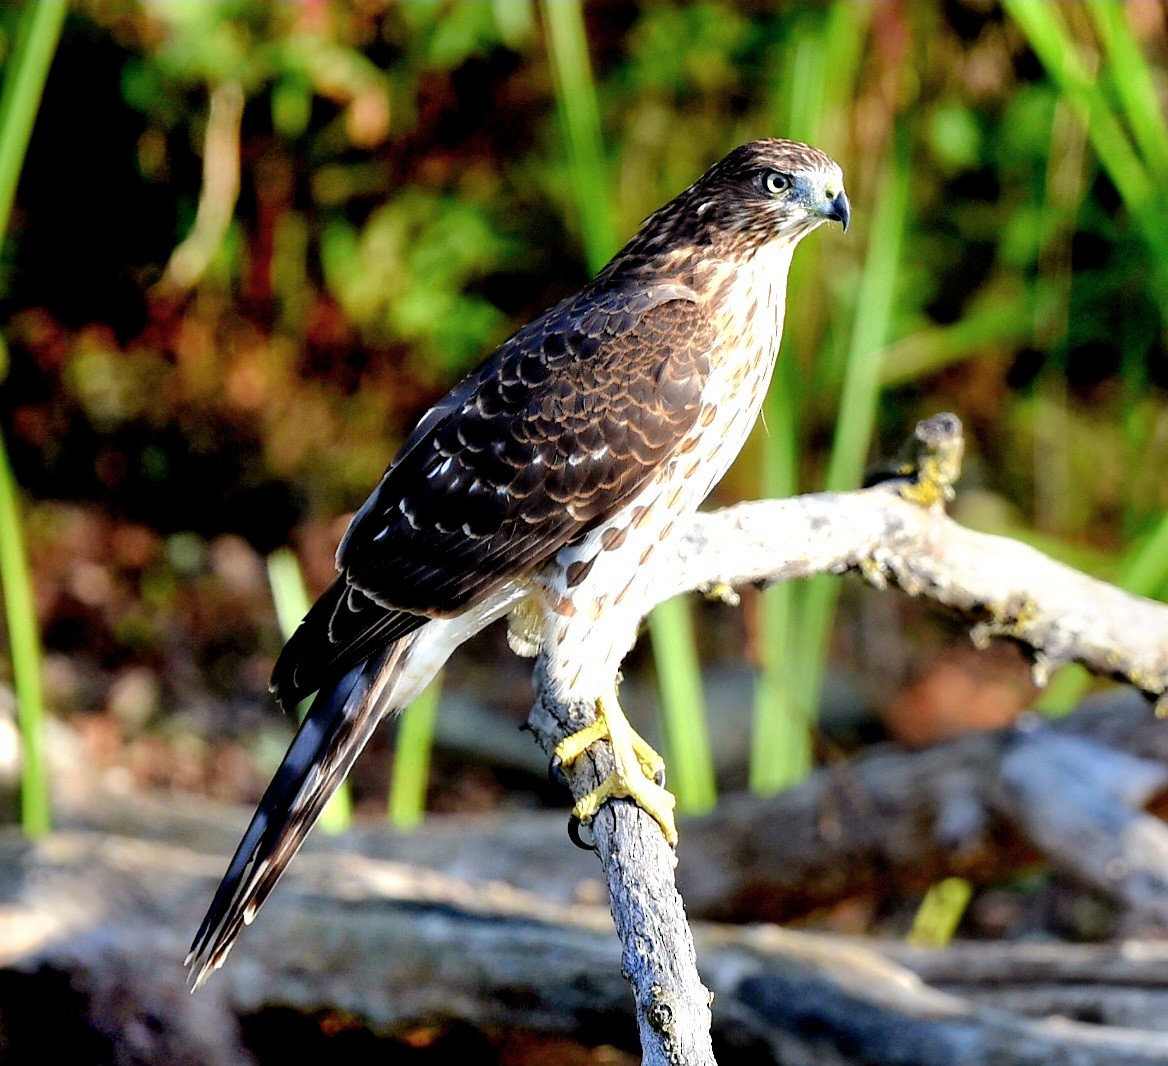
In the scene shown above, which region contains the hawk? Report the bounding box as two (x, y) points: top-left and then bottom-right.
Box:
(188, 139), (849, 986)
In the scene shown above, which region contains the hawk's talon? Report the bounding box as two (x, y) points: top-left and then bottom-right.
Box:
(567, 813), (597, 851)
(629, 732), (667, 786)
(554, 694), (678, 847)
(549, 754), (570, 789)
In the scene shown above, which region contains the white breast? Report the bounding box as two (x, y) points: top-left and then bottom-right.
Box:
(539, 237), (799, 635)
(680, 236), (798, 495)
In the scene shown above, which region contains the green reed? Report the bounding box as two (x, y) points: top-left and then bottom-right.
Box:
(0, 435), (48, 835)
(792, 131), (912, 757)
(265, 548), (352, 831)
(1006, 0), (1168, 712)
(1004, 0), (1168, 279)
(540, 0), (716, 814)
(750, 8), (840, 796)
(387, 674), (442, 828)
(752, 1), (887, 794)
(908, 877), (973, 948)
(0, 0), (68, 837)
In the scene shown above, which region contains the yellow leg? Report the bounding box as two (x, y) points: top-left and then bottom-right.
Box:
(554, 694), (677, 846)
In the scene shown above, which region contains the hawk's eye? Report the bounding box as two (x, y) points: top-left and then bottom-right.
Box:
(762, 169), (791, 195)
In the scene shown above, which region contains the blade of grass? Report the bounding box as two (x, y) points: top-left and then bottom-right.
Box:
(541, 0), (714, 813)
(0, 434), (48, 835)
(750, 368), (812, 793)
(1003, 0), (1168, 285)
(792, 132), (911, 725)
(539, 0), (619, 273)
(0, 1), (67, 235)
(1118, 514), (1168, 595)
(751, 23), (812, 795)
(266, 548), (312, 642)
(908, 877), (973, 948)
(388, 674), (442, 828)
(265, 548), (352, 831)
(0, 0), (68, 837)
(751, 2), (867, 795)
(879, 290), (1034, 387)
(647, 597), (716, 815)
(823, 137), (912, 493)
(1082, 3), (1168, 507)
(1085, 0), (1168, 185)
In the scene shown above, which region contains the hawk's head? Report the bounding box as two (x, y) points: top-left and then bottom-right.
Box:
(631, 139), (848, 262)
(689, 139), (848, 249)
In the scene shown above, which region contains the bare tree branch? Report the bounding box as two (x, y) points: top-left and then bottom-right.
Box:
(525, 672), (716, 1066)
(663, 416), (1168, 706)
(521, 413), (1168, 1065)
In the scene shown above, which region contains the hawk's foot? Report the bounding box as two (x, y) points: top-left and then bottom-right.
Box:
(553, 695), (677, 846)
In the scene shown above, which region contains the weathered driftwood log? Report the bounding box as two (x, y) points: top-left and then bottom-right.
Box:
(882, 939), (1168, 1034)
(66, 689), (1168, 936)
(681, 688), (1168, 928)
(6, 831), (1168, 1066)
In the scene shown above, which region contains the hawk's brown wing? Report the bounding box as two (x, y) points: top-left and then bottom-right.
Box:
(271, 280), (712, 708)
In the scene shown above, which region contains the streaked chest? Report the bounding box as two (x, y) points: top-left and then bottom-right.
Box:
(679, 238), (797, 489)
(544, 240), (798, 615)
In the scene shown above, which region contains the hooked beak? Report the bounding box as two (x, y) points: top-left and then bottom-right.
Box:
(819, 189), (850, 232)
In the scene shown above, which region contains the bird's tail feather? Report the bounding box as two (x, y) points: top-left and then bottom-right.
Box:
(186, 635), (414, 989)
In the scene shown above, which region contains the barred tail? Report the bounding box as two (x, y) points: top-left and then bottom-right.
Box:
(186, 635), (415, 989)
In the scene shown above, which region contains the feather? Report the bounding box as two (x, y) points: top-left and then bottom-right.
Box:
(187, 638), (412, 988)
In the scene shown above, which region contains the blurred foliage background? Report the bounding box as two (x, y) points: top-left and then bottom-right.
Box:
(2, 0), (1168, 837)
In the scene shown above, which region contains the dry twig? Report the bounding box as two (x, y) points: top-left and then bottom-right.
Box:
(156, 82), (244, 293)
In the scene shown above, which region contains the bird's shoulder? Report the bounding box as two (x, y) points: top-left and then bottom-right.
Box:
(407, 274), (708, 433)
